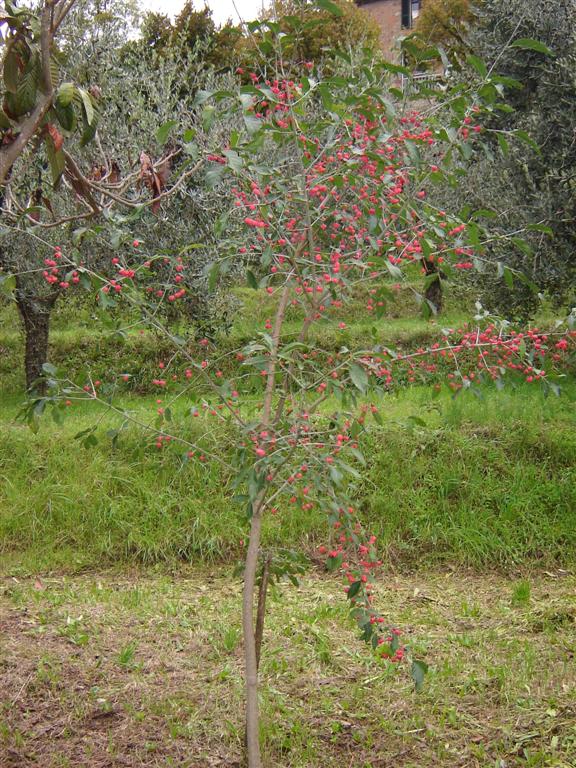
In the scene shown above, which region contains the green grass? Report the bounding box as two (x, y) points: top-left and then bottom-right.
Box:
(0, 282), (471, 394)
(363, 385), (576, 567)
(1, 382), (574, 574)
(1, 281), (575, 573)
(1, 570), (575, 767)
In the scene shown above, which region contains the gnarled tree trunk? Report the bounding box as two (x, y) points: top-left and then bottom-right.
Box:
(15, 278), (57, 392)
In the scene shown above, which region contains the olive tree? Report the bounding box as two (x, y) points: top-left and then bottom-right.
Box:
(0, 0), (237, 389)
(411, 0), (576, 319)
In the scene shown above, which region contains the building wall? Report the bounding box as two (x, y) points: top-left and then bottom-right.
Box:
(357, 0), (403, 56)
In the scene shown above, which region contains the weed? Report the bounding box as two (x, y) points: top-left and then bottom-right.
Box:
(117, 641), (138, 667)
(512, 579), (532, 606)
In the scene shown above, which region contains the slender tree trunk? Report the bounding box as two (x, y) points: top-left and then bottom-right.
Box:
(15, 280), (56, 392)
(423, 259), (443, 314)
(255, 554), (271, 671)
(242, 503), (264, 768)
(242, 280), (293, 767)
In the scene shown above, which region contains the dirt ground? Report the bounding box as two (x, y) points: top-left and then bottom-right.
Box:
(1, 569), (575, 767)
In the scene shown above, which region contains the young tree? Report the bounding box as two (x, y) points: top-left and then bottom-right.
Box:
(18, 6), (575, 767)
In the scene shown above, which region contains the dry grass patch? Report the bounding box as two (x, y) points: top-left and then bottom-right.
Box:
(1, 569), (575, 767)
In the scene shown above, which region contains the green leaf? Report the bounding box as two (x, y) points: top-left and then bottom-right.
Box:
(511, 236), (533, 256)
(202, 105), (216, 133)
(514, 129), (539, 153)
(420, 298), (432, 320)
(526, 223), (553, 235)
(156, 119), (177, 145)
(74, 427), (94, 440)
(194, 89), (212, 106)
(471, 208), (497, 220)
(497, 134), (509, 156)
(326, 553), (343, 572)
(211, 89), (234, 102)
(493, 102), (515, 113)
(244, 114), (262, 136)
(3, 49), (19, 93)
(336, 461), (360, 479)
(44, 135), (65, 185)
(503, 266), (514, 289)
(246, 270), (258, 289)
(379, 59), (410, 76)
(16, 52), (38, 113)
(404, 139), (421, 167)
(329, 465), (343, 486)
(467, 54), (487, 78)
(407, 415), (427, 428)
(317, 84), (335, 112)
(54, 100), (75, 132)
(385, 260), (402, 279)
(183, 141), (198, 159)
(511, 38), (554, 56)
(78, 88), (98, 147)
(98, 288), (116, 309)
(0, 274), (16, 295)
(423, 272), (439, 290)
(349, 447), (366, 465)
(316, 0), (343, 15)
(411, 659), (429, 692)
(56, 82), (75, 107)
(459, 139), (472, 160)
(207, 262), (220, 292)
(77, 88), (95, 126)
(347, 580), (362, 599)
(491, 74), (523, 90)
(205, 163), (226, 188)
(183, 129), (196, 143)
(349, 363), (368, 394)
(223, 149), (243, 172)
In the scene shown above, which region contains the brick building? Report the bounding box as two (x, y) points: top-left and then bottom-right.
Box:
(355, 0), (421, 55)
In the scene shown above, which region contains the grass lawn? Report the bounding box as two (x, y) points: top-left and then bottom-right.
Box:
(1, 568), (575, 767)
(1, 382), (575, 572)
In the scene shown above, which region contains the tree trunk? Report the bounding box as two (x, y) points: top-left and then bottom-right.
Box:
(423, 259), (443, 314)
(255, 554), (271, 671)
(241, 281), (292, 767)
(242, 504), (264, 768)
(15, 281), (56, 392)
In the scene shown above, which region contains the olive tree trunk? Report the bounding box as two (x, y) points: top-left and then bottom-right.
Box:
(15, 279), (57, 392)
(423, 259), (443, 314)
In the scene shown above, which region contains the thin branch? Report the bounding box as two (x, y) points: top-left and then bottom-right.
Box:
(52, 0), (77, 31)
(0, 95), (53, 186)
(40, 1), (54, 92)
(261, 277), (293, 427)
(83, 158), (204, 209)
